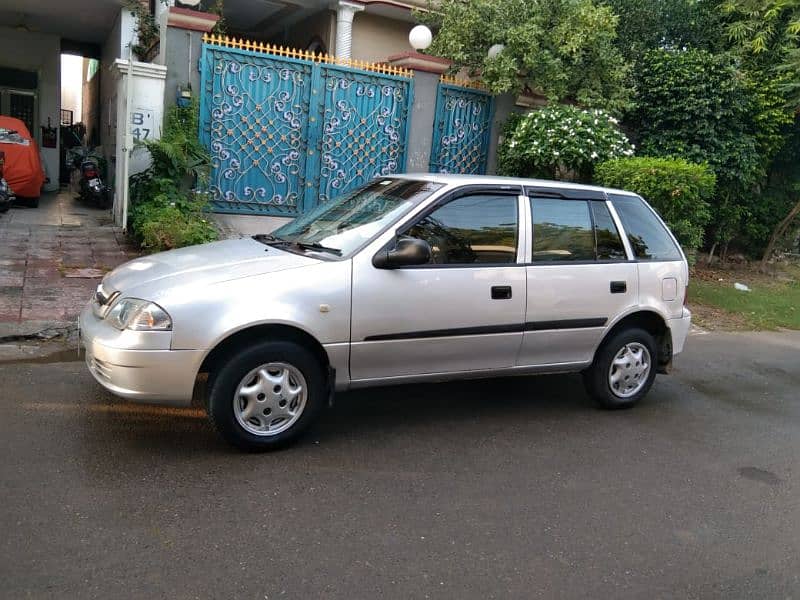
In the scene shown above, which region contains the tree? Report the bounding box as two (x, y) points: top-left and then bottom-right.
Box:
(419, 0), (631, 114)
(722, 0), (800, 266)
(629, 48), (792, 259)
(607, 0), (723, 61)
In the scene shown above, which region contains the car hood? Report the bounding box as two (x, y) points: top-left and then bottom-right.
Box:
(103, 238), (318, 294)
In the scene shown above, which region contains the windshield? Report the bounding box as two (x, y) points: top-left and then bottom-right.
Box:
(270, 179), (443, 257)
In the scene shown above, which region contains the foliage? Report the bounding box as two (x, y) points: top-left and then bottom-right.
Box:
(628, 48), (794, 247)
(498, 105), (633, 182)
(418, 0), (632, 113)
(136, 203), (218, 252)
(606, 0), (724, 61)
(594, 157), (715, 252)
(207, 0), (228, 35)
(126, 0), (160, 61)
(722, 0), (800, 108)
(129, 101), (217, 252)
(722, 0), (800, 263)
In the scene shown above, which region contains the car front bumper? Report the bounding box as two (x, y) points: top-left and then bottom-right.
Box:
(79, 304), (203, 406)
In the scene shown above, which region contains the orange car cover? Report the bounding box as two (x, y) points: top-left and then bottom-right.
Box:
(0, 116), (45, 198)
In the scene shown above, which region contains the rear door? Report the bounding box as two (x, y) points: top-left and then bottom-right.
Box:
(517, 188), (638, 366)
(607, 193), (687, 319)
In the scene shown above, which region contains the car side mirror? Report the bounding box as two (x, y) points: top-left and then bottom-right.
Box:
(372, 236), (432, 269)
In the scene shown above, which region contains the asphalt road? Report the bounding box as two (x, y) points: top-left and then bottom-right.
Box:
(1, 330), (799, 599)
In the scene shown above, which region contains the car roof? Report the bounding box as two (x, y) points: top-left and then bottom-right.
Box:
(388, 173), (638, 197)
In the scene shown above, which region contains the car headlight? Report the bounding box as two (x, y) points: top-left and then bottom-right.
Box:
(105, 298), (172, 331)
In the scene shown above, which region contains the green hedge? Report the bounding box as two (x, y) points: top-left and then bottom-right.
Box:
(595, 157), (715, 252)
(135, 203), (217, 252)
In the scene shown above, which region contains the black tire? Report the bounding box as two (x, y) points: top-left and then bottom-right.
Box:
(28, 197), (39, 208)
(207, 340), (326, 451)
(583, 327), (658, 409)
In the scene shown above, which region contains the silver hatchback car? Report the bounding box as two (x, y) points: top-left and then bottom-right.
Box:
(80, 175), (691, 450)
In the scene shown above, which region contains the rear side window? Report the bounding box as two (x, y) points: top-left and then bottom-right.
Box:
(531, 197), (627, 262)
(609, 194), (682, 261)
(531, 198), (595, 261)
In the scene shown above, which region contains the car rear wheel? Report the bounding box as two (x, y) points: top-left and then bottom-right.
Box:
(583, 327), (657, 409)
(207, 340), (325, 451)
(27, 197), (39, 208)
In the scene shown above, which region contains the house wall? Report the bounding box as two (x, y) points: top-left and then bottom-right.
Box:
(0, 26), (60, 192)
(82, 59), (101, 145)
(162, 27), (204, 109)
(100, 8), (136, 185)
(351, 13), (413, 63)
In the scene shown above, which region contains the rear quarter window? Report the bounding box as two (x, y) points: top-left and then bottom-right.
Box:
(608, 194), (682, 261)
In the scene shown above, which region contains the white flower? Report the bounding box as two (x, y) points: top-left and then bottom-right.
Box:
(591, 151), (599, 159)
(553, 151), (560, 157)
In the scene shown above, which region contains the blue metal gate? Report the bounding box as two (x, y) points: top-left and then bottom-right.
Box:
(199, 36), (414, 215)
(429, 78), (493, 175)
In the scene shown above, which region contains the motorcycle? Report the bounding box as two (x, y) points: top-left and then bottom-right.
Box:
(69, 147), (111, 209)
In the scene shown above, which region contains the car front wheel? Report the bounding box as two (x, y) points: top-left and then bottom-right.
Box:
(583, 327), (657, 409)
(207, 340), (325, 451)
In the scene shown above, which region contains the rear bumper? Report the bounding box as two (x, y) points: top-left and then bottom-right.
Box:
(79, 305), (203, 406)
(667, 308), (692, 356)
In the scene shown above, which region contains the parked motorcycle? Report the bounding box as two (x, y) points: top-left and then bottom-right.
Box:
(69, 147), (111, 209)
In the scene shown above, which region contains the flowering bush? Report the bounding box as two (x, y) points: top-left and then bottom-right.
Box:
(498, 105), (634, 182)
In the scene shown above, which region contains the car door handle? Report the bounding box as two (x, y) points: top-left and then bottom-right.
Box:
(491, 285), (512, 300)
(610, 281), (627, 294)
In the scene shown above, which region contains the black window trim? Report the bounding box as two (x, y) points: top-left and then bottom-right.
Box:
(525, 186), (606, 201)
(383, 184), (525, 269)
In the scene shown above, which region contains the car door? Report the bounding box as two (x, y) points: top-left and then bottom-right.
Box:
(517, 187), (639, 366)
(349, 187), (527, 381)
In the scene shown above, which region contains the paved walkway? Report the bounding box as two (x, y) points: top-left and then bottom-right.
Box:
(0, 192), (137, 327)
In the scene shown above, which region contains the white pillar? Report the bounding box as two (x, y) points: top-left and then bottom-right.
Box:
(334, 1), (364, 59)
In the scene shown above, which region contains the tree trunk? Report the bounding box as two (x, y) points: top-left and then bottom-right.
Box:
(706, 242), (717, 266)
(760, 197), (800, 271)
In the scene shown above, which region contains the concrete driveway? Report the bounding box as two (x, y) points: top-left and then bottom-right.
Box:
(1, 330), (799, 598)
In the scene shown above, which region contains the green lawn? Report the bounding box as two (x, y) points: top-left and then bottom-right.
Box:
(690, 271), (800, 330)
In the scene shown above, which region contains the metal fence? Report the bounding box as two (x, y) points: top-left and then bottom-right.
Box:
(199, 35), (414, 216)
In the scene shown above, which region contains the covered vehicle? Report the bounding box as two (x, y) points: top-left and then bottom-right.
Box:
(0, 116), (45, 205)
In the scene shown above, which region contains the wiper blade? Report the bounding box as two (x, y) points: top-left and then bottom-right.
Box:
(293, 241), (342, 256)
(256, 235), (341, 256)
(252, 233), (281, 245)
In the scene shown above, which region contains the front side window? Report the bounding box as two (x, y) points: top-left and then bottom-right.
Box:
(608, 194), (682, 261)
(531, 197), (595, 261)
(405, 194), (518, 265)
(271, 179), (443, 257)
